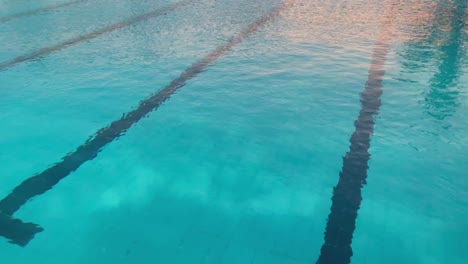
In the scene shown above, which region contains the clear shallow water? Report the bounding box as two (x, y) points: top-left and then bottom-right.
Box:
(0, 0), (467, 263)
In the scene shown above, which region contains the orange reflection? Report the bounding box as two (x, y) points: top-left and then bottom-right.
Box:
(277, 0), (437, 47)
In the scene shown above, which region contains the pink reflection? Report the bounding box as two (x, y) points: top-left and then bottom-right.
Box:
(277, 0), (437, 47)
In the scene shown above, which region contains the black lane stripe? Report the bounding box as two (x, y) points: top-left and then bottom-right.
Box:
(0, 0), (88, 23)
(0, 0), (197, 71)
(316, 5), (395, 264)
(0, 2), (288, 218)
(425, 0), (467, 120)
(0, 211), (42, 247)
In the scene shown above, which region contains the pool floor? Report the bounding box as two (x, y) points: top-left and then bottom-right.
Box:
(0, 0), (467, 263)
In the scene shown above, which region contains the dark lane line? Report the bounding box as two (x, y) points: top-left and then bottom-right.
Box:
(0, 211), (42, 247)
(0, 1), (291, 246)
(0, 0), (197, 71)
(0, 0), (88, 23)
(424, 0), (467, 120)
(316, 3), (395, 264)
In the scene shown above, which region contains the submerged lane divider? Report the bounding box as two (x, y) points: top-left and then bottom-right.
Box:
(0, 0), (197, 71)
(0, 0), (88, 24)
(0, 2), (291, 247)
(316, 3), (395, 264)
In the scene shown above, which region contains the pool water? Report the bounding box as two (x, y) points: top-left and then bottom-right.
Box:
(0, 0), (467, 263)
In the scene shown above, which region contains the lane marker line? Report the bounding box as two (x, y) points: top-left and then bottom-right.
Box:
(316, 2), (395, 263)
(0, 0), (197, 71)
(0, 1), (292, 246)
(0, 0), (88, 24)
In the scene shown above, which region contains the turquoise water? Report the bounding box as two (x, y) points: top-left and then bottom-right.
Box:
(0, 0), (467, 263)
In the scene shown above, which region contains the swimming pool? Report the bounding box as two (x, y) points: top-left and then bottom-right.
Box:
(0, 0), (467, 263)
